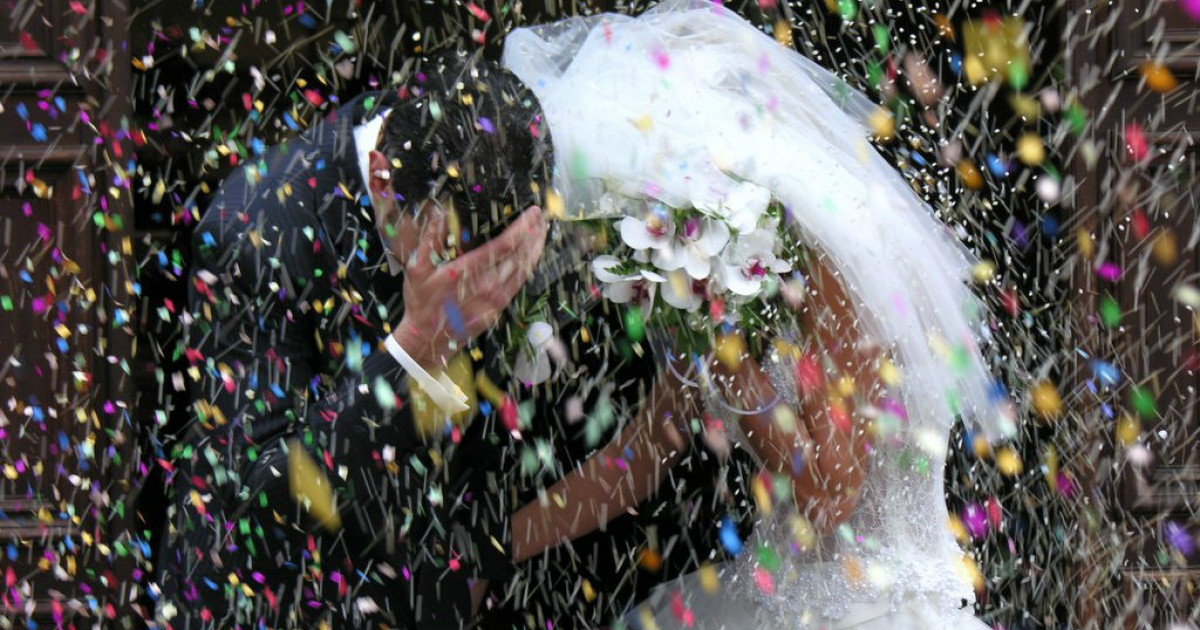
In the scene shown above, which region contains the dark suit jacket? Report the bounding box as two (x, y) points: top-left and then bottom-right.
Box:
(156, 91), (511, 630)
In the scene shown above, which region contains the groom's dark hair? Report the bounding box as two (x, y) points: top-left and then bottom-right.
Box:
(378, 49), (554, 247)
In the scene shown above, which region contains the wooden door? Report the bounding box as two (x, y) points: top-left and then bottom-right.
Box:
(1069, 0), (1200, 626)
(0, 0), (136, 626)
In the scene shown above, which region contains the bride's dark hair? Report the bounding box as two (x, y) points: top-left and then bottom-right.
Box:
(378, 49), (554, 248)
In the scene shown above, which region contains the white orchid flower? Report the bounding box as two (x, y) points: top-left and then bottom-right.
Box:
(651, 216), (731, 280)
(514, 321), (555, 385)
(618, 204), (675, 251)
(661, 269), (703, 311)
(716, 229), (792, 297)
(591, 255), (663, 309)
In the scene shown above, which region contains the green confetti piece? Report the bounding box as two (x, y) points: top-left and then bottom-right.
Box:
(333, 30), (357, 54)
(1099, 295), (1121, 328)
(519, 399), (536, 430)
(624, 307), (644, 342)
(837, 0), (857, 20)
(1130, 386), (1156, 419)
(1, 296), (13, 310)
(1008, 60), (1029, 91)
(1065, 103), (1087, 135)
(347, 339), (363, 372)
(520, 446), (539, 475)
(373, 376), (396, 410)
(569, 147), (589, 181)
(756, 542), (781, 572)
(872, 24), (890, 54)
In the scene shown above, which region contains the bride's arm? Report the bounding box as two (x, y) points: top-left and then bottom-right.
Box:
(509, 366), (697, 563)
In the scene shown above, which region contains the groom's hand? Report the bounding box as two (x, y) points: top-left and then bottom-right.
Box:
(394, 206), (547, 370)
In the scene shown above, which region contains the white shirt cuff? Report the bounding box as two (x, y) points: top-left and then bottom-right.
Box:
(384, 334), (471, 414)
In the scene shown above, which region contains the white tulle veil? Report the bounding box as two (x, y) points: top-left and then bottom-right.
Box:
(502, 0), (1014, 443)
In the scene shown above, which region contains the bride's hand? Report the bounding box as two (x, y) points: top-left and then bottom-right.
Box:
(710, 349), (870, 536)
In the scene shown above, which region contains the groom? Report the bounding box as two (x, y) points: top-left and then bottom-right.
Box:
(155, 51), (552, 629)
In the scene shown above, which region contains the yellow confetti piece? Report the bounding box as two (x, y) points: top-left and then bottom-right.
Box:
(1152, 230), (1177, 266)
(1042, 446), (1059, 486)
(1076, 228), (1095, 259)
(843, 556), (865, 585)
(638, 547), (662, 572)
(475, 371), (506, 408)
(963, 56), (987, 86)
(971, 261), (996, 284)
(835, 375), (856, 397)
(957, 159), (983, 189)
(631, 114), (654, 133)
(996, 448), (1023, 476)
(878, 358), (902, 386)
(934, 14), (955, 40)
(790, 515), (815, 551)
(773, 20), (793, 47)
(1140, 62), (1178, 93)
(545, 189), (565, 219)
(715, 334), (746, 370)
(582, 579), (596, 602)
(1009, 94), (1040, 119)
(772, 405), (797, 433)
(699, 563), (719, 593)
(410, 353), (479, 438)
(868, 108), (895, 142)
(1116, 414), (1141, 446)
(752, 475), (773, 515)
(948, 515), (968, 543)
(972, 434), (992, 459)
(1031, 380), (1063, 420)
(288, 439), (342, 532)
(1016, 133), (1045, 166)
(959, 555), (985, 591)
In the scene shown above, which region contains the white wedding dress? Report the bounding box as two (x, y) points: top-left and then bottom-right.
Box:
(503, 2), (1011, 628)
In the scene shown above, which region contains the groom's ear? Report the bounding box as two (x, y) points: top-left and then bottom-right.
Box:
(368, 150), (393, 198)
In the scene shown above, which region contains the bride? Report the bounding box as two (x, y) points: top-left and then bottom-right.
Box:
(498, 1), (1015, 628)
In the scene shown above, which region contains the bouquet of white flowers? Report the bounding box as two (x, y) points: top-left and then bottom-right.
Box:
(584, 182), (810, 357)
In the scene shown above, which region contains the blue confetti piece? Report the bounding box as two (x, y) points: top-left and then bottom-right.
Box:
(719, 516), (743, 556)
(949, 54), (962, 75)
(202, 231), (216, 247)
(16, 102), (27, 120)
(270, 383), (285, 399)
(283, 112), (299, 130)
(444, 299), (466, 337)
(1042, 215), (1061, 239)
(478, 116), (495, 134)
(987, 381), (1009, 403)
(986, 154), (1008, 177)
(1090, 359), (1120, 387)
(30, 123), (47, 142)
(479, 400), (492, 415)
